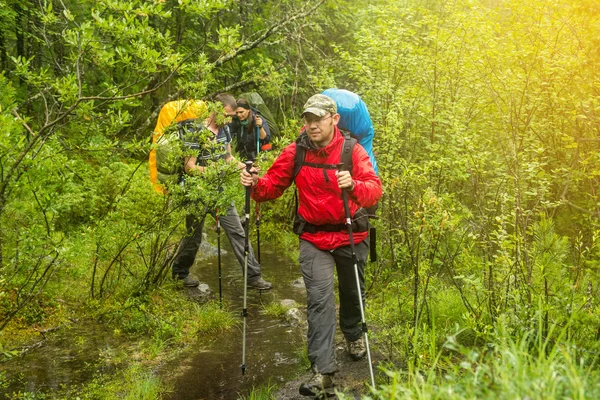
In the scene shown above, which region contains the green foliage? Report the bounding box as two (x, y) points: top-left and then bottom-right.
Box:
(0, 0), (332, 330)
(324, 0), (600, 394)
(90, 290), (234, 347)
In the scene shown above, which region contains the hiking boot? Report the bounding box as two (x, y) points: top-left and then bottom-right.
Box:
(180, 274), (200, 287)
(299, 372), (335, 397)
(247, 276), (273, 290)
(347, 336), (366, 361)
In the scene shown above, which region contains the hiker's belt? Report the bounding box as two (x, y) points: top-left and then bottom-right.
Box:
(293, 207), (372, 236)
(304, 221), (366, 233)
(302, 221), (368, 234)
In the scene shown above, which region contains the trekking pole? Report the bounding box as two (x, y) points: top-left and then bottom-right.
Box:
(255, 114), (260, 160)
(240, 160), (253, 376)
(216, 209), (222, 309)
(254, 119), (262, 263)
(255, 203), (261, 264)
(337, 164), (376, 389)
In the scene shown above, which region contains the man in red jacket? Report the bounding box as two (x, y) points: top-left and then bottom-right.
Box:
(241, 94), (382, 396)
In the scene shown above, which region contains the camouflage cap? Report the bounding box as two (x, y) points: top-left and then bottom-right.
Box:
(302, 94), (337, 118)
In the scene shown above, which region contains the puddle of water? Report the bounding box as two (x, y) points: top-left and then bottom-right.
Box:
(163, 238), (307, 400)
(0, 323), (120, 396)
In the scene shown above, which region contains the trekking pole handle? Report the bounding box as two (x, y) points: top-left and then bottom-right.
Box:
(244, 160), (254, 173)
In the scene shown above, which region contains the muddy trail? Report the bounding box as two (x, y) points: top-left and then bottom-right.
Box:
(161, 236), (306, 399)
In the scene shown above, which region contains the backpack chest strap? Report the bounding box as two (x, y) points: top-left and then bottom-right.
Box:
(301, 161), (339, 182)
(302, 161), (339, 170)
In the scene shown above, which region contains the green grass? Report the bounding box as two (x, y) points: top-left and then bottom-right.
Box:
(362, 320), (600, 400)
(119, 366), (168, 400)
(3, 364), (169, 400)
(61, 364), (169, 400)
(261, 300), (298, 318)
(364, 274), (600, 400)
(238, 381), (278, 400)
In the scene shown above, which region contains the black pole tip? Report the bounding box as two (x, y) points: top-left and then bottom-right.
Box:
(241, 364), (247, 375)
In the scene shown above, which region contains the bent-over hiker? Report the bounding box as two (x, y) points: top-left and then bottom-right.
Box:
(168, 94), (272, 290)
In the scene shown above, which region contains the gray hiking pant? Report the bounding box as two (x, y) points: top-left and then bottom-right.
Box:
(172, 203), (261, 280)
(220, 203), (261, 280)
(299, 238), (368, 375)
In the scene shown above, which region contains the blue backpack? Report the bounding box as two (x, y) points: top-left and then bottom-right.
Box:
(321, 89), (379, 175)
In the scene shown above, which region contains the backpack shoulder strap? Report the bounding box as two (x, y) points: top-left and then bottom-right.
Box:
(293, 130), (308, 181)
(223, 124), (232, 143)
(340, 129), (357, 172)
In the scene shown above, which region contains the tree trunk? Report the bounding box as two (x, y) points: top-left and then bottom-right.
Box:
(14, 4), (26, 87)
(0, 198), (4, 270)
(413, 258), (419, 327)
(0, 28), (6, 71)
(15, 4), (24, 60)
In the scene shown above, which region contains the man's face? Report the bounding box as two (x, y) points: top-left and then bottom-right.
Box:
(303, 112), (340, 148)
(222, 105), (236, 125)
(236, 107), (250, 121)
(206, 112), (218, 128)
(207, 110), (229, 129)
(224, 105), (236, 119)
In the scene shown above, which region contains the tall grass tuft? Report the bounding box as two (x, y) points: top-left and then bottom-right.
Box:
(238, 381), (277, 400)
(368, 316), (600, 399)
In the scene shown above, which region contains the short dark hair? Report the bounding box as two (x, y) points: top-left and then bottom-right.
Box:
(214, 93), (236, 109)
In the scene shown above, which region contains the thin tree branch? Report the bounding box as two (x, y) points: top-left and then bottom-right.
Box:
(212, 0), (326, 68)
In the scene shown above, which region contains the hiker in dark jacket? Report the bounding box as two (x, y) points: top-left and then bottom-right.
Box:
(230, 98), (272, 161)
(240, 94), (382, 396)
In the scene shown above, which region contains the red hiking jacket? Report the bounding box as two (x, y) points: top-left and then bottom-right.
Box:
(251, 127), (382, 250)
